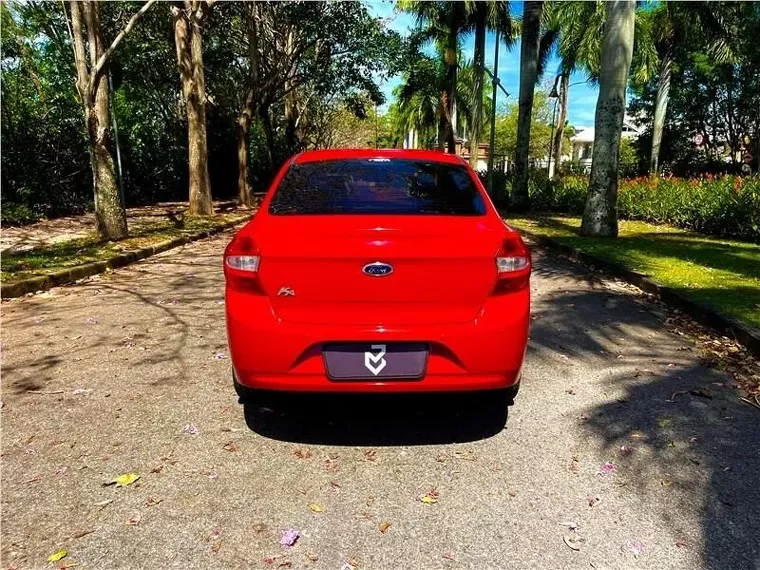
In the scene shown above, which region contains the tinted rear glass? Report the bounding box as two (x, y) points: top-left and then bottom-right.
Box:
(269, 159), (486, 216)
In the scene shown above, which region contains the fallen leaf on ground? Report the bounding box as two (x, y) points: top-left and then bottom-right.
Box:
(658, 418), (672, 428)
(181, 424), (199, 436)
(598, 462), (616, 476)
(419, 490), (439, 504)
(223, 441), (239, 452)
(323, 458), (339, 472)
(454, 450), (476, 461)
(104, 473), (140, 487)
(363, 450), (377, 462)
(379, 522), (391, 533)
(308, 502), (325, 513)
(144, 497), (162, 507)
(211, 541), (222, 553)
(661, 479), (673, 487)
(306, 552), (319, 562)
(47, 549), (69, 562)
(280, 529), (299, 547)
(293, 448), (312, 459)
(563, 534), (584, 551)
(668, 440), (677, 448)
(626, 540), (645, 556)
(126, 514), (140, 526)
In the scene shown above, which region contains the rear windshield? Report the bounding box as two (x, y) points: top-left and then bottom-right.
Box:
(269, 158), (487, 216)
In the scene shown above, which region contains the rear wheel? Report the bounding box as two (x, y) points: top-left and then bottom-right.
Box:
(503, 380), (520, 405)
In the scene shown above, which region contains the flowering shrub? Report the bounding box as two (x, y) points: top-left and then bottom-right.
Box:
(529, 174), (760, 243)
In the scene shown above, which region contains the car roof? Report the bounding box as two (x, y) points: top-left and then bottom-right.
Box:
(291, 148), (468, 166)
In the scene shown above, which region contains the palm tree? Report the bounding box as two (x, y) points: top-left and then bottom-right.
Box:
(399, 1), (471, 152)
(463, 1), (515, 168)
(539, 2), (606, 175)
(642, 3), (733, 175)
(395, 53), (485, 150)
(511, 0), (544, 210)
(580, 0), (636, 237)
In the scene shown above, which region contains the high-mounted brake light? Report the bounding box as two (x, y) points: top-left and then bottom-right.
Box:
(224, 234), (264, 294)
(492, 235), (531, 295)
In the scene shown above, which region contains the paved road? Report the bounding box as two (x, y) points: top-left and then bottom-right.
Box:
(2, 229), (758, 570)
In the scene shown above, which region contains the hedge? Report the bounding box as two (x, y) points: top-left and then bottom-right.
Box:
(529, 174), (760, 243)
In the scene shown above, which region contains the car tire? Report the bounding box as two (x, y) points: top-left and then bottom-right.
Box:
(503, 380), (520, 405)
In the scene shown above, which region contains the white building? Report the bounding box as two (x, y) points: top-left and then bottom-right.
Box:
(569, 117), (642, 172)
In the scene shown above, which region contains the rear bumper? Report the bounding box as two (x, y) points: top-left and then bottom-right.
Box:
(225, 288), (529, 393)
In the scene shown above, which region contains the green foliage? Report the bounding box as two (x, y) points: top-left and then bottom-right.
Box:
(529, 174), (760, 243)
(508, 215), (760, 329)
(628, 2), (760, 176)
(1, 0), (401, 222)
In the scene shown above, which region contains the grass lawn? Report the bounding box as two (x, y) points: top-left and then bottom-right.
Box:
(1, 213), (249, 285)
(507, 215), (760, 330)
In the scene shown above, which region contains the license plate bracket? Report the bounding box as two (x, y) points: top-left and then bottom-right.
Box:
(322, 342), (429, 380)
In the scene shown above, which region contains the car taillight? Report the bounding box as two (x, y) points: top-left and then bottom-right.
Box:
(492, 235), (531, 295)
(224, 234), (264, 294)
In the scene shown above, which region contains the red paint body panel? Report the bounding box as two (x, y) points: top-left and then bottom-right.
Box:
(224, 149), (530, 393)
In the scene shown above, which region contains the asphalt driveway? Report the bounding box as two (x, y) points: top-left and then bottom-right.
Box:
(2, 229), (758, 570)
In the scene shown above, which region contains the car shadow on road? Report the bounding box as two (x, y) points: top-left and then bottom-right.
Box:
(242, 392), (509, 446)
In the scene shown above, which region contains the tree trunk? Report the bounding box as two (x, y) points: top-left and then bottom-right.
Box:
(581, 0), (635, 237)
(511, 0), (543, 210)
(171, 2), (213, 216)
(236, 108), (253, 207)
(470, 6), (486, 169)
(258, 103), (275, 182)
(649, 41), (673, 176)
(442, 10), (458, 154)
(70, 0), (128, 241)
(236, 1), (259, 207)
(553, 72), (569, 176)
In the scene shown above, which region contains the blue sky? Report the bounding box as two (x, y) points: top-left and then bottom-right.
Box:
(367, 0), (600, 129)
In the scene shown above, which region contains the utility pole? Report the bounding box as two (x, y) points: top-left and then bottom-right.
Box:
(487, 29), (501, 198)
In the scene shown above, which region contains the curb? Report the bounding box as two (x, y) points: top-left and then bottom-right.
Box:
(1, 216), (250, 299)
(515, 227), (760, 358)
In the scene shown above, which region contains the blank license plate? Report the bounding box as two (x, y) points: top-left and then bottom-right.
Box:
(322, 343), (429, 380)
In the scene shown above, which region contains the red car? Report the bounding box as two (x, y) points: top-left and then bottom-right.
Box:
(224, 149), (530, 408)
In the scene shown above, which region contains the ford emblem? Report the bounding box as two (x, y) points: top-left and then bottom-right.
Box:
(362, 262), (394, 277)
